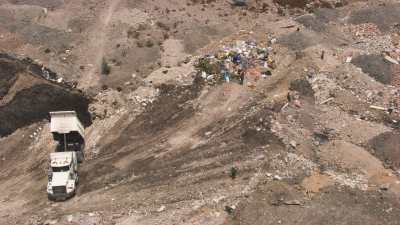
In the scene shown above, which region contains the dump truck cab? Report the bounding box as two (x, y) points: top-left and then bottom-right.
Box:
(50, 111), (85, 162)
(47, 152), (78, 201)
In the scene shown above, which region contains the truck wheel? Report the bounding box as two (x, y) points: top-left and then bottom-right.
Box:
(48, 195), (55, 201)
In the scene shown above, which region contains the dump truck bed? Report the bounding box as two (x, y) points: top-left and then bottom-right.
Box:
(50, 111), (84, 138)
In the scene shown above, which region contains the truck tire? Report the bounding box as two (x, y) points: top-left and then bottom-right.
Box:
(48, 195), (55, 201)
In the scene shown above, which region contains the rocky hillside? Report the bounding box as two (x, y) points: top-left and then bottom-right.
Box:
(0, 0), (400, 224)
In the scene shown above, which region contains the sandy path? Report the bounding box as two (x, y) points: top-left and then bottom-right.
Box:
(79, 0), (122, 89)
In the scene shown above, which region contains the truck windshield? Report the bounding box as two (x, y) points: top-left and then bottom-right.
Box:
(52, 166), (70, 172)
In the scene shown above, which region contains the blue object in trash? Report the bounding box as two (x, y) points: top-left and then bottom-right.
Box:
(232, 54), (241, 64)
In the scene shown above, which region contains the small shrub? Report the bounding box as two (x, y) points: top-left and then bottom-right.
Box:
(196, 58), (220, 74)
(145, 39), (154, 48)
(229, 167), (238, 179)
(163, 32), (170, 40)
(137, 23), (147, 31)
(128, 29), (140, 39)
(101, 59), (111, 75)
(101, 84), (108, 90)
(137, 41), (144, 48)
(156, 21), (170, 31)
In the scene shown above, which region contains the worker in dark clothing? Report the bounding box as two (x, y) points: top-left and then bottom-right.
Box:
(239, 69), (245, 85)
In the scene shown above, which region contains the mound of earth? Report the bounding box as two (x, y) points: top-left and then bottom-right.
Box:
(351, 54), (394, 84)
(1, 1), (400, 225)
(0, 53), (91, 137)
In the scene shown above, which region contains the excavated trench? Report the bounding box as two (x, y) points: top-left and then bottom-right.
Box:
(0, 53), (91, 137)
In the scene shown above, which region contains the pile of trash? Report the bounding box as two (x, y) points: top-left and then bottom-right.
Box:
(195, 39), (277, 87)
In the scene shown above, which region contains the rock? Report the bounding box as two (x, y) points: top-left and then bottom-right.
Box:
(224, 205), (236, 214)
(66, 215), (73, 222)
(384, 55), (399, 64)
(294, 99), (301, 108)
(232, 0), (247, 6)
(44, 219), (58, 225)
(380, 184), (390, 191)
(183, 57), (191, 64)
(157, 205), (166, 212)
(289, 140), (297, 148)
(284, 200), (301, 205)
(273, 175), (283, 181)
(201, 71), (207, 79)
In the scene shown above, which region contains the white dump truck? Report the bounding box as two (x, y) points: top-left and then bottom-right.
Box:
(47, 151), (79, 201)
(47, 111), (85, 201)
(50, 111), (85, 162)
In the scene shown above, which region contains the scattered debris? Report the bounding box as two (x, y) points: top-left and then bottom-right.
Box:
(157, 205), (166, 212)
(289, 140), (297, 148)
(384, 55), (399, 65)
(370, 105), (387, 111)
(273, 175), (283, 181)
(284, 200), (302, 206)
(380, 184), (390, 191)
(320, 97), (334, 105)
(195, 39), (276, 86)
(225, 205), (236, 214)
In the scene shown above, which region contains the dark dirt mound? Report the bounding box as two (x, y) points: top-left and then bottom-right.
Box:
(313, 8), (340, 23)
(296, 8), (339, 32)
(273, 0), (309, 9)
(8, 0), (65, 9)
(0, 83), (91, 137)
(368, 131), (400, 170)
(0, 59), (21, 99)
(296, 14), (327, 32)
(273, 0), (345, 9)
(0, 54), (91, 137)
(0, 53), (58, 85)
(109, 78), (205, 148)
(290, 78), (315, 101)
(348, 4), (400, 32)
(79, 78), (284, 194)
(351, 54), (393, 84)
(278, 31), (318, 51)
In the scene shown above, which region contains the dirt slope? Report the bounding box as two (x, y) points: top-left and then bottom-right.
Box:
(1, 0), (400, 225)
(0, 54), (91, 137)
